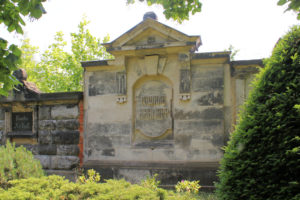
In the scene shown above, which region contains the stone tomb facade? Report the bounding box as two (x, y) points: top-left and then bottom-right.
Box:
(81, 16), (262, 187)
(0, 14), (263, 188)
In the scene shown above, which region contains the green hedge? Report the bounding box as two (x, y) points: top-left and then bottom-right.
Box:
(216, 25), (300, 200)
(0, 175), (204, 200)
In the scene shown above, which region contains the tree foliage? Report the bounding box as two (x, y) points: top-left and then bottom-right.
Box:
(277, 0), (300, 19)
(127, 0), (202, 23)
(20, 18), (112, 92)
(216, 25), (300, 200)
(0, 0), (46, 96)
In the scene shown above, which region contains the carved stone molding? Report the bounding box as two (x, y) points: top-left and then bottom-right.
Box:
(178, 53), (191, 101)
(116, 96), (127, 104)
(179, 93), (191, 101)
(116, 71), (127, 95)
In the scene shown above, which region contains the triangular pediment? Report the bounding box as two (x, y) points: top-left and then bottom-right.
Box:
(103, 18), (201, 55)
(124, 28), (178, 46)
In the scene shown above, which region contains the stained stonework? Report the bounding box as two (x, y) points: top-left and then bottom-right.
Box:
(0, 92), (83, 180)
(0, 15), (263, 187)
(80, 17), (263, 188)
(133, 79), (173, 144)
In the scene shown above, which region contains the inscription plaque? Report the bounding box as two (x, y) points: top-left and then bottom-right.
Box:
(134, 80), (172, 138)
(12, 112), (32, 132)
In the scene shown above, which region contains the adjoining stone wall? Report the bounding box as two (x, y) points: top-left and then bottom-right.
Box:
(0, 92), (83, 181)
(36, 104), (80, 173)
(231, 60), (263, 124)
(0, 108), (4, 143)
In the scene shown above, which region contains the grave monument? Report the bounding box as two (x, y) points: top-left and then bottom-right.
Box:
(0, 12), (263, 187)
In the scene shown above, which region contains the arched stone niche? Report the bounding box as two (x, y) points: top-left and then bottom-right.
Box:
(132, 75), (173, 147)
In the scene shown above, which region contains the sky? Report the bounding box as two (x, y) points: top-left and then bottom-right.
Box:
(2, 0), (299, 60)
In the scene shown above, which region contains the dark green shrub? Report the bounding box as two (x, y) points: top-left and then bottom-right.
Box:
(0, 141), (44, 188)
(216, 25), (300, 200)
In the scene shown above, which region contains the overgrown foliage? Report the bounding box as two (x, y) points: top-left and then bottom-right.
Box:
(277, 0), (300, 19)
(0, 173), (208, 200)
(127, 0), (202, 23)
(216, 25), (300, 200)
(0, 141), (44, 188)
(77, 169), (100, 184)
(0, 0), (46, 96)
(175, 180), (201, 194)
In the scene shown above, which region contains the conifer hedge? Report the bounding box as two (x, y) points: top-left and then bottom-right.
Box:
(0, 141), (44, 188)
(216, 25), (300, 200)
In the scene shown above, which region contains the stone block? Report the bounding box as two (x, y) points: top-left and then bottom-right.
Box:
(87, 135), (112, 151)
(191, 67), (224, 79)
(55, 119), (79, 131)
(19, 144), (38, 155)
(117, 169), (150, 184)
(39, 106), (51, 120)
(101, 148), (115, 157)
(50, 156), (79, 170)
(39, 130), (52, 144)
(192, 77), (224, 92)
(0, 120), (4, 130)
(174, 120), (223, 136)
(52, 130), (79, 144)
(196, 91), (223, 106)
(51, 105), (79, 120)
(88, 72), (117, 96)
(174, 107), (223, 120)
(0, 109), (4, 120)
(38, 144), (57, 155)
(57, 145), (79, 156)
(35, 155), (51, 169)
(87, 123), (130, 136)
(39, 120), (55, 130)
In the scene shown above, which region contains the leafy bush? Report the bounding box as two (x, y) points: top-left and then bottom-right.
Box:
(140, 173), (161, 190)
(77, 169), (100, 184)
(0, 175), (203, 200)
(216, 25), (300, 199)
(175, 180), (201, 194)
(0, 141), (44, 188)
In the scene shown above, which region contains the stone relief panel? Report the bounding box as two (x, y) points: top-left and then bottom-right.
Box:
(133, 79), (173, 145)
(180, 69), (191, 93)
(88, 72), (117, 96)
(116, 71), (126, 95)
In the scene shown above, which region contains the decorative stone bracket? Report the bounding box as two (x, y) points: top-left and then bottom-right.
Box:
(116, 96), (127, 104)
(179, 93), (191, 101)
(116, 71), (127, 104)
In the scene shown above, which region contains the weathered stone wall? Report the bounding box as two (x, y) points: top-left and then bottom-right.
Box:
(0, 92), (83, 181)
(0, 108), (4, 144)
(231, 60), (263, 123)
(35, 104), (80, 172)
(82, 51), (232, 187)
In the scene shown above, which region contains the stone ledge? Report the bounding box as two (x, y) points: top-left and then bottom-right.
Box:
(83, 160), (219, 169)
(83, 160), (219, 187)
(231, 59), (264, 67)
(0, 92), (83, 103)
